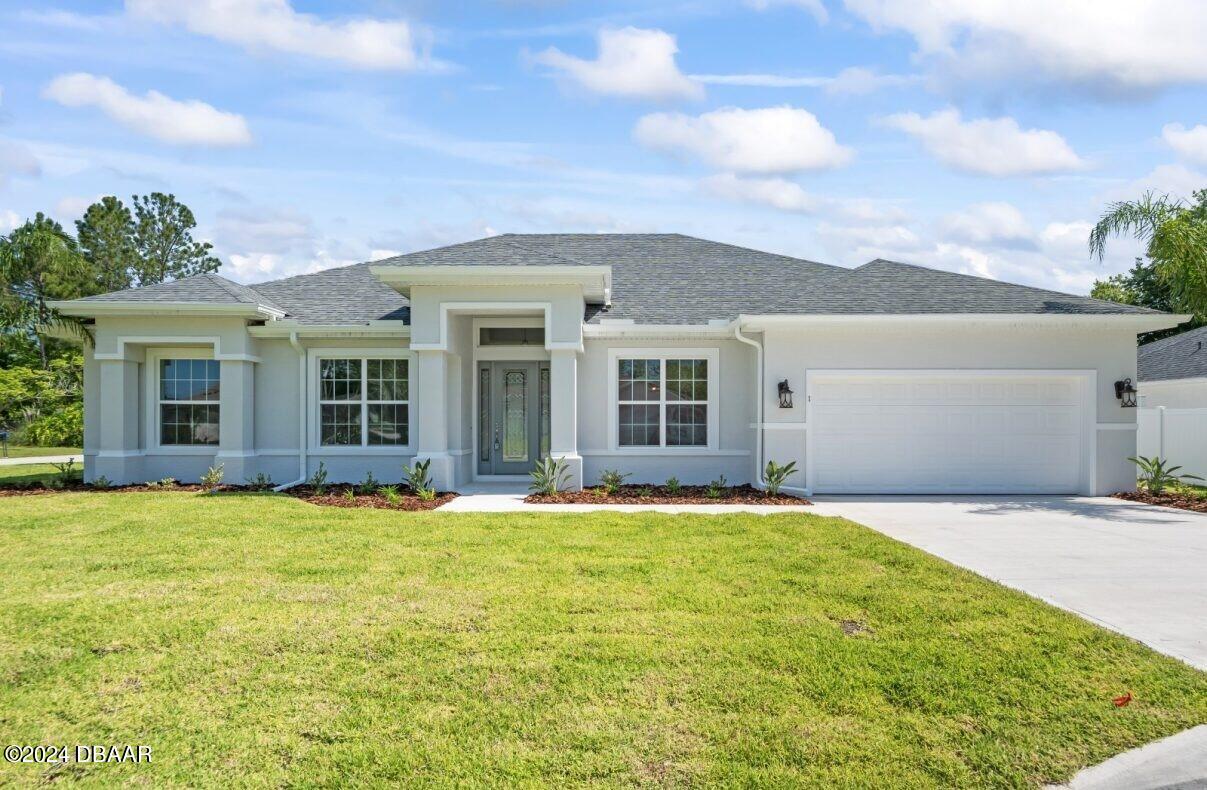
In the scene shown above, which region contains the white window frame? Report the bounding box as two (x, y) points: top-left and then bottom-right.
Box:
(308, 349), (414, 455)
(145, 347), (220, 454)
(607, 348), (720, 453)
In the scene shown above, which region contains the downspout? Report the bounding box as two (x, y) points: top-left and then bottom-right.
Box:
(273, 331), (307, 491)
(733, 321), (765, 489)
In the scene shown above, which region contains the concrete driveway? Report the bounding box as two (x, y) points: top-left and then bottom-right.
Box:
(811, 496), (1207, 671)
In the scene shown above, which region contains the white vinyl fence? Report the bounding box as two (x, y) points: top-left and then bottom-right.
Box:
(1137, 407), (1207, 479)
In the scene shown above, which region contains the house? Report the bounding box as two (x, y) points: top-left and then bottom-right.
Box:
(1138, 326), (1207, 408)
(52, 233), (1186, 495)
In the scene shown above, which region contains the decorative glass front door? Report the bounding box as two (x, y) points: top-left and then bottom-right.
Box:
(478, 361), (549, 475)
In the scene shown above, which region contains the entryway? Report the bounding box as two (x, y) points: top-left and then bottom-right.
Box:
(477, 361), (550, 476)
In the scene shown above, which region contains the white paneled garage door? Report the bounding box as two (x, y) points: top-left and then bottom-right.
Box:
(809, 372), (1087, 494)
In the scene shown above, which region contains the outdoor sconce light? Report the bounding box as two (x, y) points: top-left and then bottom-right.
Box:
(777, 379), (794, 409)
(1114, 378), (1138, 408)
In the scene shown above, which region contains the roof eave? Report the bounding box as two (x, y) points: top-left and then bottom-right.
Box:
(736, 312), (1191, 331)
(370, 264), (612, 303)
(248, 320), (410, 338)
(48, 300), (286, 320)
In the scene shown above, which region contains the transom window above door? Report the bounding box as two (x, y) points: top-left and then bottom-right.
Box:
(614, 353), (715, 449)
(318, 357), (409, 447)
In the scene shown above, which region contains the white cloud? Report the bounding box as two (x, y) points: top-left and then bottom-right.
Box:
(702, 173), (908, 224)
(125, 0), (424, 71)
(0, 209), (21, 233)
(43, 73), (252, 147)
(880, 108), (1085, 176)
(1105, 163), (1207, 202)
(745, 0), (828, 24)
(937, 202), (1033, 246)
(1162, 123), (1207, 167)
(0, 138), (41, 184)
(532, 27), (702, 101)
(54, 194), (104, 221)
(635, 106), (853, 174)
(690, 66), (918, 94)
(842, 0), (1207, 92)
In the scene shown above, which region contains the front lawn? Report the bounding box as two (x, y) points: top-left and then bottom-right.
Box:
(0, 463), (72, 486)
(0, 445), (81, 459)
(1, 494), (1204, 787)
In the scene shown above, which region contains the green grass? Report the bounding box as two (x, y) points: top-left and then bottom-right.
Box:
(0, 463), (74, 486)
(0, 446), (81, 459)
(1, 494), (1204, 788)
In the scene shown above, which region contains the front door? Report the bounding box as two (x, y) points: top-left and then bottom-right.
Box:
(478, 361), (549, 476)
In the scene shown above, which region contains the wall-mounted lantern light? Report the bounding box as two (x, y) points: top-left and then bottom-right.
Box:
(1114, 378), (1138, 408)
(777, 379), (794, 409)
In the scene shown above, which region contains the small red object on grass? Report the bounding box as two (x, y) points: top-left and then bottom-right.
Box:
(1113, 692), (1133, 707)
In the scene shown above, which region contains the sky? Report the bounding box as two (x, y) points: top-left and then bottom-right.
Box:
(1, 0), (1205, 294)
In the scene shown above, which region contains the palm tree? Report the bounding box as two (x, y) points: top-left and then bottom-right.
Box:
(1089, 190), (1207, 319)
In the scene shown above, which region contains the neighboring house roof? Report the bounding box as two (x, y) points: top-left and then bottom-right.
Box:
(57, 233), (1166, 326)
(1138, 326), (1207, 382)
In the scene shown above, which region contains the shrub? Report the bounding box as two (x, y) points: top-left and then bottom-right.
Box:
(145, 478), (176, 490)
(705, 475), (728, 499)
(638, 486), (654, 498)
(308, 462), (329, 495)
(245, 472), (274, 490)
(1130, 455), (1204, 495)
(18, 402), (83, 447)
(529, 456), (571, 496)
(380, 485), (401, 505)
(342, 488), (356, 501)
(403, 458), (434, 499)
(360, 470), (380, 495)
(90, 475), (112, 490)
(763, 460), (798, 497)
(201, 464), (224, 494)
(665, 476), (681, 495)
(599, 468), (630, 494)
(49, 458), (79, 488)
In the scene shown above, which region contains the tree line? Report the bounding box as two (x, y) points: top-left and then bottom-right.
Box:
(0, 193), (219, 447)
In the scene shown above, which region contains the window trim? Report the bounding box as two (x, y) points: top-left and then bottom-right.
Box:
(606, 348), (720, 453)
(145, 347), (221, 454)
(307, 349), (415, 455)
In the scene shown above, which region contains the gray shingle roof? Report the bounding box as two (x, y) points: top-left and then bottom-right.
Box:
(63, 233), (1166, 326)
(1138, 327), (1207, 382)
(75, 273), (284, 313)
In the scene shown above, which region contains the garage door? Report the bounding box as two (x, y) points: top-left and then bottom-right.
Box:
(809, 372), (1086, 494)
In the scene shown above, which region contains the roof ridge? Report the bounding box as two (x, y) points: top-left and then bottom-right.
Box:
(492, 235), (595, 266)
(205, 273), (258, 303)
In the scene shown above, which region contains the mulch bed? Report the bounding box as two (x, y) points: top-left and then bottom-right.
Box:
(0, 481), (209, 497)
(284, 484), (456, 511)
(1113, 490), (1207, 513)
(526, 484), (809, 506)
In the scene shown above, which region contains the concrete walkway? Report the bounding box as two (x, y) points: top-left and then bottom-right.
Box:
(810, 495), (1207, 670)
(438, 482), (815, 514)
(0, 454), (82, 467)
(1047, 725), (1207, 789)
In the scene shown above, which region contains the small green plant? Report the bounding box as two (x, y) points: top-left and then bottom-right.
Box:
(705, 475), (728, 499)
(146, 477), (177, 490)
(665, 476), (681, 495)
(380, 485), (401, 504)
(403, 458), (435, 499)
(90, 475), (112, 490)
(638, 486), (654, 498)
(245, 472), (274, 490)
(200, 464), (225, 494)
(360, 470), (380, 495)
(50, 458), (78, 488)
(1130, 455), (1204, 495)
(308, 462), (329, 495)
(763, 460), (798, 497)
(599, 468), (630, 495)
(529, 456), (571, 496)
(342, 487), (356, 501)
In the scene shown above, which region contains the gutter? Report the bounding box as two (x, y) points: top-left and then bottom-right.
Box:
(732, 322), (765, 490)
(274, 331), (308, 491)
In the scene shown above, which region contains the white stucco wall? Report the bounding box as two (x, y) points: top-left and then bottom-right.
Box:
(1140, 378), (1207, 409)
(759, 321), (1141, 495)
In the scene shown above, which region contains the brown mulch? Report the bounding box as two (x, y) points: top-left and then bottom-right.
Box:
(0, 481), (209, 496)
(526, 483), (809, 505)
(285, 484), (456, 511)
(1112, 490), (1207, 513)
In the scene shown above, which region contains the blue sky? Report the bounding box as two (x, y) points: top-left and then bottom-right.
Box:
(1, 1), (1204, 292)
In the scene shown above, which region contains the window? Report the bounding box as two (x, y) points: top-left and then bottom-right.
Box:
(319, 358), (409, 447)
(616, 356), (710, 448)
(159, 359), (220, 446)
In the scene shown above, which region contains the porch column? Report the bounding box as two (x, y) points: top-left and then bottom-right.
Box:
(95, 358), (142, 484)
(217, 359), (256, 482)
(549, 348), (583, 490)
(414, 349), (455, 491)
